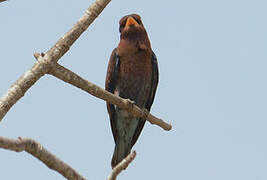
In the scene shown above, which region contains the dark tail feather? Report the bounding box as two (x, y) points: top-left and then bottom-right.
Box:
(111, 136), (132, 168)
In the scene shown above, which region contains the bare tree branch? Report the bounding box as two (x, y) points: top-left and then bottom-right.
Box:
(41, 61), (171, 131)
(0, 136), (86, 180)
(0, 0), (7, 3)
(107, 151), (136, 180)
(0, 0), (111, 122)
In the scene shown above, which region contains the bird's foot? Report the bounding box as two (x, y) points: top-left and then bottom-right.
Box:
(124, 99), (135, 110)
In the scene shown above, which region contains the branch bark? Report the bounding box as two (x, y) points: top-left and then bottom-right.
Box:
(0, 0), (111, 122)
(0, 136), (86, 180)
(45, 62), (172, 131)
(107, 151), (136, 180)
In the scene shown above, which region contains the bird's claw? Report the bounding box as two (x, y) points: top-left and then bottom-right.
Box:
(125, 99), (135, 110)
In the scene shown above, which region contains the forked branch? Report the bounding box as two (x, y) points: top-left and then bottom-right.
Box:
(0, 0), (111, 121)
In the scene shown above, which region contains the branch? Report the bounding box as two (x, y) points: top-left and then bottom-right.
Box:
(45, 62), (172, 131)
(0, 0), (111, 122)
(107, 151), (136, 180)
(0, 136), (86, 180)
(0, 0), (7, 3)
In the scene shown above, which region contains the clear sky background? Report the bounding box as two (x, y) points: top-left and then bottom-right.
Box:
(1, 0), (267, 179)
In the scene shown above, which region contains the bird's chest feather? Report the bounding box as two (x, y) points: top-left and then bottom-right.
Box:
(116, 50), (152, 107)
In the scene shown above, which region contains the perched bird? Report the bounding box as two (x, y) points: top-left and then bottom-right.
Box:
(105, 14), (159, 168)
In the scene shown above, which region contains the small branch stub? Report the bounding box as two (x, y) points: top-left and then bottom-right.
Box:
(107, 151), (136, 180)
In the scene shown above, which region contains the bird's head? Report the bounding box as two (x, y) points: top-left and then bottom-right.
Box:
(119, 14), (149, 44)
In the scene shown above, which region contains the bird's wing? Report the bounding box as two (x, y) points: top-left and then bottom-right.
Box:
(146, 51), (159, 111)
(105, 48), (120, 142)
(131, 51), (159, 146)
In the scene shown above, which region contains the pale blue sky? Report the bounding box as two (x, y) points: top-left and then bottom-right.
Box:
(1, 0), (267, 179)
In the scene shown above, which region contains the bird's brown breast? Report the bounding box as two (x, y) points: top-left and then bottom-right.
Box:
(116, 41), (152, 107)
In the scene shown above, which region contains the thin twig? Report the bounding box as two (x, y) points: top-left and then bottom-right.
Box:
(46, 62), (172, 131)
(0, 136), (86, 180)
(107, 151), (136, 180)
(0, 0), (111, 122)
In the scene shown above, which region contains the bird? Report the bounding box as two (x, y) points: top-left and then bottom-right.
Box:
(105, 14), (159, 168)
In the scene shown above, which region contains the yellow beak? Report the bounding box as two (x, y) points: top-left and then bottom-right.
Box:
(125, 16), (138, 27)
